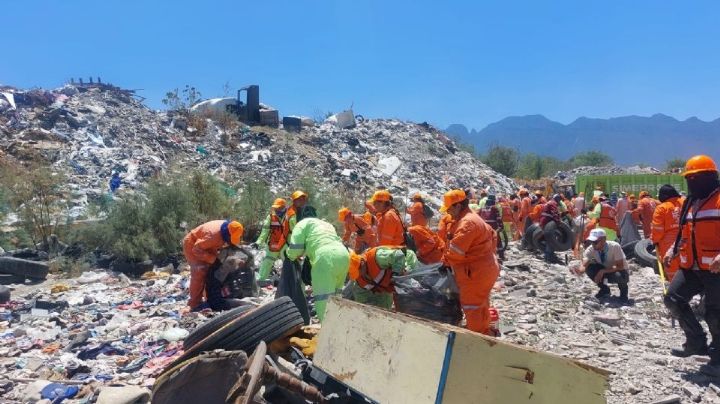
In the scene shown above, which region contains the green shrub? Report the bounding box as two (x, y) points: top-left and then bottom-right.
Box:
(482, 143), (519, 177)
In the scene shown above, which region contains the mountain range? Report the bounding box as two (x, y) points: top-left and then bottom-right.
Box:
(445, 114), (720, 166)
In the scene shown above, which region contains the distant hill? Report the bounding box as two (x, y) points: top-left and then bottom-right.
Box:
(446, 114), (720, 166)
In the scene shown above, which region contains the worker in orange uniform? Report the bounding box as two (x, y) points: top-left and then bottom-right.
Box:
(534, 190), (547, 204)
(441, 189), (500, 335)
(437, 212), (454, 246)
(528, 196), (545, 224)
(651, 185), (683, 281)
(663, 155), (720, 376)
(499, 197), (515, 241)
(408, 225), (445, 264)
(518, 189), (532, 230)
(407, 193), (429, 227)
(507, 194), (522, 240)
(633, 191), (657, 239)
(183, 220), (244, 310)
(339, 207), (377, 253)
(372, 190), (405, 246)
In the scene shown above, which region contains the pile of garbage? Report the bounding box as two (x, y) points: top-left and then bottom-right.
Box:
(1, 83), (516, 220)
(0, 265), (277, 402)
(554, 165), (662, 182)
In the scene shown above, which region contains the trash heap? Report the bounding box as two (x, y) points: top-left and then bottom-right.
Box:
(0, 267), (276, 402)
(554, 165), (662, 183)
(496, 244), (716, 404)
(1, 83), (516, 220)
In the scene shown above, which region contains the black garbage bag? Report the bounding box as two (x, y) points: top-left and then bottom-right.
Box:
(275, 257), (311, 325)
(394, 269), (462, 326)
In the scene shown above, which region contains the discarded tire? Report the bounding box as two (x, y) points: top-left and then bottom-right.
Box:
(532, 227), (548, 252)
(634, 239), (657, 269)
(523, 224), (540, 251)
(183, 305), (254, 350)
(176, 297), (303, 364)
(0, 257), (48, 280)
(622, 240), (639, 259)
(0, 273), (26, 285)
(543, 221), (573, 251)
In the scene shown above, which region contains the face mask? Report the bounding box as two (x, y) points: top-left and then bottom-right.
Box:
(687, 172), (720, 199)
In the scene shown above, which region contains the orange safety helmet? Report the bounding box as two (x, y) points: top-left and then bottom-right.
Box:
(228, 221), (244, 246)
(518, 188), (529, 197)
(534, 190), (543, 196)
(271, 198), (286, 209)
(411, 192), (423, 201)
(338, 207), (352, 222)
(440, 189), (467, 212)
(371, 190), (392, 203)
(639, 191), (649, 198)
(683, 155), (718, 177)
(291, 190), (308, 201)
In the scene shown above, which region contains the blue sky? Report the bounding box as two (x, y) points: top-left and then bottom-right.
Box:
(2, 1), (719, 130)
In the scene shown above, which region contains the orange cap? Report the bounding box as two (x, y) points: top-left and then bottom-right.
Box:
(683, 155), (718, 177)
(228, 221), (244, 246)
(371, 190), (392, 203)
(338, 207), (352, 221)
(440, 189), (467, 212)
(639, 191), (649, 198)
(534, 190), (543, 196)
(518, 188), (529, 196)
(411, 192), (423, 201)
(291, 190), (308, 201)
(271, 198), (286, 209)
(348, 251), (362, 281)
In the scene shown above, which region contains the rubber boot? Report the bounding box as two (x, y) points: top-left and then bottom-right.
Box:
(595, 284), (611, 299)
(617, 280), (631, 304)
(665, 293), (708, 357)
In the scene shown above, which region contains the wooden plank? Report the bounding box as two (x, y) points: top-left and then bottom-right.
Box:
(314, 298), (449, 403)
(442, 328), (608, 403)
(315, 298), (609, 404)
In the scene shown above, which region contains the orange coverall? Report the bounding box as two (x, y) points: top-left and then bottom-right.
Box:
(444, 207), (500, 335)
(634, 197), (658, 239)
(182, 220), (229, 309)
(651, 196), (683, 280)
(342, 214), (377, 253)
(408, 225), (445, 264)
(376, 209), (404, 246)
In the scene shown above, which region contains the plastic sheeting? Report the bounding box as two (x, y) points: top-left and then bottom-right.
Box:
(394, 265), (462, 326)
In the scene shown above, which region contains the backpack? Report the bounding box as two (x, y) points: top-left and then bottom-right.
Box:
(422, 203), (435, 219)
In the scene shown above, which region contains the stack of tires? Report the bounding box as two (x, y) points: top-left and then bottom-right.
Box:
(523, 220), (574, 253)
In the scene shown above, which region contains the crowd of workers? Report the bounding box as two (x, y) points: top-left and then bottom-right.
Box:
(180, 155), (720, 374)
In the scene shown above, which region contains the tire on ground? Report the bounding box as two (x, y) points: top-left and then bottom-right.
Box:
(0, 257), (49, 280)
(0, 273), (26, 285)
(173, 296), (303, 366)
(634, 239), (657, 269)
(543, 221), (573, 251)
(622, 240), (639, 259)
(183, 304), (255, 350)
(523, 224), (539, 251)
(532, 227), (548, 251)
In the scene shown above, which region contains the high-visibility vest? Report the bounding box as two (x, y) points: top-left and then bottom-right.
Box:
(268, 213), (286, 252)
(479, 206), (501, 230)
(282, 207), (297, 239)
(353, 247), (395, 293)
(599, 203), (618, 231)
(679, 190), (720, 271)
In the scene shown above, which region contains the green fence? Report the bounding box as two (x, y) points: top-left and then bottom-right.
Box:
(576, 174), (687, 201)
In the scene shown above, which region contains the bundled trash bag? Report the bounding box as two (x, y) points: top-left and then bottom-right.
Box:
(275, 257), (311, 325)
(393, 266), (462, 326)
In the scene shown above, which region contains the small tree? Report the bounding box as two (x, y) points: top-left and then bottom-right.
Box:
(482, 143), (519, 177)
(666, 158), (685, 173)
(236, 179), (274, 240)
(5, 166), (68, 250)
(162, 85), (203, 113)
(569, 150), (613, 168)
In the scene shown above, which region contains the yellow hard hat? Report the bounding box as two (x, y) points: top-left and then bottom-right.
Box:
(291, 190), (308, 201)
